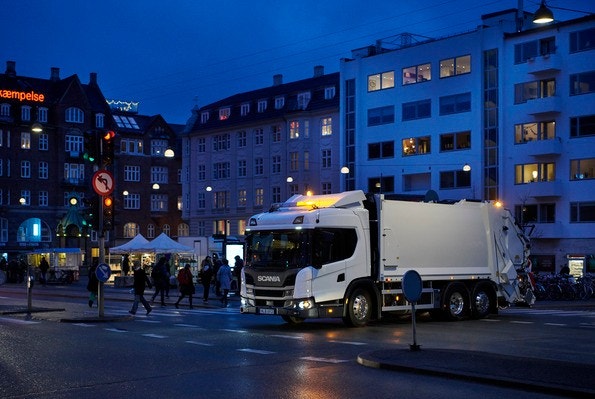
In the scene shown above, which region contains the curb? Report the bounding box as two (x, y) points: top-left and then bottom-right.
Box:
(357, 348), (595, 398)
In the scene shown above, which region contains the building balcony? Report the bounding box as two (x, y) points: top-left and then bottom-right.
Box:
(526, 53), (562, 75)
(528, 222), (564, 239)
(526, 179), (563, 197)
(522, 96), (562, 116)
(526, 137), (562, 157)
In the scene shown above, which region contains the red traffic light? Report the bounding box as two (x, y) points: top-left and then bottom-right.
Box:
(103, 130), (115, 141)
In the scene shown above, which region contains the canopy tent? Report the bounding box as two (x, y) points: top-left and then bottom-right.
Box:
(109, 234), (150, 254)
(141, 232), (194, 253)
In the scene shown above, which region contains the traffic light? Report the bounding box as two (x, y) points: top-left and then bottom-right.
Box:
(101, 130), (115, 166)
(83, 132), (98, 164)
(82, 197), (100, 230)
(103, 195), (114, 231)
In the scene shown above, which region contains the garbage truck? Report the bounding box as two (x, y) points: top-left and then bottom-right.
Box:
(240, 190), (535, 327)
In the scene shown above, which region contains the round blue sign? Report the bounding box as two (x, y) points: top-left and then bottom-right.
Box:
(402, 270), (423, 303)
(95, 262), (112, 283)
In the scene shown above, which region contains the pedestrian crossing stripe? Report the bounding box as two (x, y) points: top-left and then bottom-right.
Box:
(0, 317), (40, 325)
(300, 356), (350, 364)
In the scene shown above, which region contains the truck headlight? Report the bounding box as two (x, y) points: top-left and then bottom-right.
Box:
(297, 299), (314, 310)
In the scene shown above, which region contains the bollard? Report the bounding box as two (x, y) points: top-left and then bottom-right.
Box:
(26, 268), (34, 312)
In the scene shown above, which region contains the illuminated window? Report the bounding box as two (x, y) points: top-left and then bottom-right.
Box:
(515, 163), (555, 184)
(219, 107), (230, 120)
(21, 132), (31, 149)
(440, 55), (471, 78)
(570, 158), (595, 180)
(321, 117), (332, 136)
(289, 120), (300, 139)
(402, 63), (431, 85)
(368, 71), (395, 91)
(255, 188), (264, 206)
(402, 136), (431, 156)
(514, 122), (555, 143)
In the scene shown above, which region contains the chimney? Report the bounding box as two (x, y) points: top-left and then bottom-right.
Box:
(50, 67), (60, 81)
(273, 74), (283, 86)
(313, 65), (324, 77)
(5, 61), (16, 77)
(89, 72), (97, 86)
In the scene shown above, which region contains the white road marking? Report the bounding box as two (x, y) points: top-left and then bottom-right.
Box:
(300, 356), (350, 364)
(544, 322), (567, 326)
(270, 334), (304, 340)
(105, 328), (128, 333)
(220, 328), (247, 333)
(142, 333), (167, 339)
(72, 323), (95, 327)
(186, 340), (214, 346)
(510, 320), (534, 324)
(238, 348), (276, 355)
(174, 323), (205, 329)
(328, 340), (367, 346)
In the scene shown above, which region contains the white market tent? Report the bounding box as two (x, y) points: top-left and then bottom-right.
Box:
(109, 234), (150, 254)
(141, 232), (194, 253)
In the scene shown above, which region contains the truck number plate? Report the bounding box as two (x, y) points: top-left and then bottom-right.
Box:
(258, 308), (275, 315)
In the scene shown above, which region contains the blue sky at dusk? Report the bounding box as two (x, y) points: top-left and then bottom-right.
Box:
(2, 0), (593, 125)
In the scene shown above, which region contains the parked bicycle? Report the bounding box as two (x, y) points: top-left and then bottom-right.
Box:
(47, 268), (74, 284)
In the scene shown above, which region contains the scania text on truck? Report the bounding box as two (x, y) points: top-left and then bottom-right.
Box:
(240, 190), (535, 327)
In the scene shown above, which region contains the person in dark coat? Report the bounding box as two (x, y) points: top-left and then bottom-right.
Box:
(199, 256), (214, 303)
(150, 257), (168, 306)
(175, 264), (195, 309)
(87, 263), (99, 308)
(130, 264), (153, 316)
(39, 256), (50, 286)
(122, 254), (130, 276)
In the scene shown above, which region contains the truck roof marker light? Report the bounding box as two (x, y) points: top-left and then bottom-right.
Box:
(249, 218), (258, 226)
(293, 216), (304, 224)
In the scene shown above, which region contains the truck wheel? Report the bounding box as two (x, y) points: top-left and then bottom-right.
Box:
(281, 315), (305, 325)
(442, 283), (469, 321)
(343, 288), (371, 327)
(471, 283), (494, 319)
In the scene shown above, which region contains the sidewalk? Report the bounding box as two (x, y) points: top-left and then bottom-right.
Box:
(0, 280), (239, 322)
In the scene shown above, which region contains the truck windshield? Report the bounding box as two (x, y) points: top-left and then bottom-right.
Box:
(245, 230), (312, 270)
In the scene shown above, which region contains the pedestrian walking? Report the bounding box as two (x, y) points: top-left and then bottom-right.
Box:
(151, 257), (168, 306)
(39, 256), (49, 286)
(130, 263), (153, 316)
(233, 255), (244, 294)
(217, 258), (233, 307)
(199, 256), (214, 303)
(87, 263), (99, 308)
(122, 254), (130, 276)
(213, 254), (222, 296)
(175, 264), (195, 309)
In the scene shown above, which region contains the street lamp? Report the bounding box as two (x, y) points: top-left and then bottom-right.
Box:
(164, 148), (175, 158)
(462, 164), (471, 172)
(533, 1), (554, 24)
(152, 183), (160, 190)
(340, 166), (350, 174)
(31, 123), (43, 133)
(286, 176), (293, 183)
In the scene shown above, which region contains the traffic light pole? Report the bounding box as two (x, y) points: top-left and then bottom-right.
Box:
(98, 194), (106, 318)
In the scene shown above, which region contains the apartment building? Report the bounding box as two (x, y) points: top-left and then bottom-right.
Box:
(0, 61), (183, 273)
(339, 9), (595, 274)
(182, 67), (340, 238)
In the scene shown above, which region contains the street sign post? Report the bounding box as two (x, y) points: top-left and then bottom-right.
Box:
(402, 270), (423, 351)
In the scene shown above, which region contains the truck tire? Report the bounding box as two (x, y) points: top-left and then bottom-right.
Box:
(471, 282), (494, 319)
(343, 288), (371, 327)
(442, 283), (469, 321)
(281, 315), (305, 325)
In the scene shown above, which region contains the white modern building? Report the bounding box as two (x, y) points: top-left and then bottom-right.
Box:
(339, 9), (594, 274)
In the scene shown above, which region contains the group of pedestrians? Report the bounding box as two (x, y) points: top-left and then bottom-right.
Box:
(99, 255), (239, 316)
